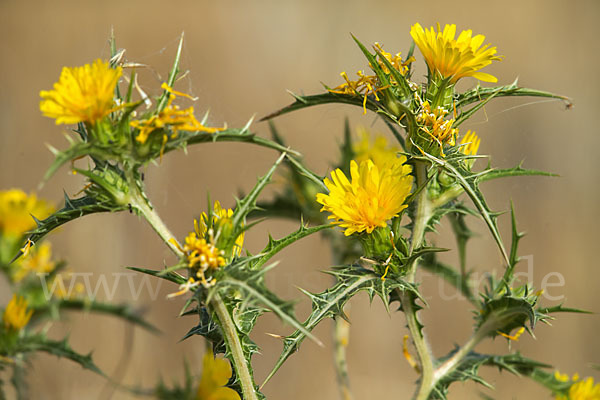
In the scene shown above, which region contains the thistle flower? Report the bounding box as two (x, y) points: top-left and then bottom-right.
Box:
(196, 350), (239, 400)
(12, 242), (56, 282)
(0, 189), (54, 238)
(40, 59), (122, 125)
(3, 295), (33, 331)
(196, 201), (244, 257)
(316, 158), (413, 236)
(416, 100), (458, 156)
(130, 83), (225, 145)
(328, 42), (412, 114)
(329, 71), (385, 114)
(410, 23), (502, 83)
(353, 127), (401, 169)
(555, 371), (600, 400)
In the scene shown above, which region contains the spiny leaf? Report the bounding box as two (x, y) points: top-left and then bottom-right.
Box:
(219, 277), (320, 345)
(251, 223), (332, 270)
(455, 79), (571, 109)
(156, 32), (185, 113)
(15, 195), (125, 261)
(262, 264), (418, 387)
(477, 163), (557, 183)
(412, 151), (510, 266)
(259, 92), (384, 122)
(127, 266), (186, 285)
(161, 128), (299, 159)
(15, 334), (103, 376)
(432, 351), (552, 399)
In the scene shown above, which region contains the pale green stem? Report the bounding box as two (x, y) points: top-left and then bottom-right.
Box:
(128, 174), (258, 400)
(430, 185), (463, 210)
(333, 316), (354, 400)
(211, 292), (260, 400)
(403, 161), (435, 400)
(432, 325), (488, 383)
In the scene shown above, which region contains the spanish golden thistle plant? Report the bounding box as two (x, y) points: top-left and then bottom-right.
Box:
(0, 22), (593, 400)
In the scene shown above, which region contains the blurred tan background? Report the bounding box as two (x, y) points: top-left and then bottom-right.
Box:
(1, 0), (598, 399)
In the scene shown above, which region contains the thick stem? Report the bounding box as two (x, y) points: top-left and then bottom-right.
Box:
(403, 161), (435, 400)
(211, 292), (259, 400)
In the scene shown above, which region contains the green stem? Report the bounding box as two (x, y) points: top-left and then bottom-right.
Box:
(211, 292), (259, 400)
(333, 316), (354, 400)
(430, 185), (463, 209)
(403, 161), (435, 400)
(127, 175), (183, 258)
(127, 172), (258, 400)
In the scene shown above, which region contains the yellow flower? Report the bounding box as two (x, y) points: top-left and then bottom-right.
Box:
(196, 201), (244, 257)
(0, 189), (54, 238)
(130, 83), (225, 145)
(196, 351), (240, 400)
(416, 100), (458, 156)
(372, 42), (414, 77)
(329, 71), (385, 115)
(40, 59), (122, 125)
(12, 242), (56, 282)
(555, 372), (600, 400)
(316, 158), (414, 236)
(353, 127), (401, 169)
(3, 295), (33, 331)
(410, 23), (502, 83)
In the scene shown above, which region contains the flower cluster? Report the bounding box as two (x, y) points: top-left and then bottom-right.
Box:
(130, 83), (225, 145)
(169, 202), (243, 297)
(328, 43), (413, 114)
(416, 99), (458, 156)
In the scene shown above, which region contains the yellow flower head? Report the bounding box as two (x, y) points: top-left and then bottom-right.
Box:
(416, 100), (458, 156)
(3, 295), (33, 331)
(12, 242), (56, 283)
(410, 23), (502, 83)
(130, 83), (225, 145)
(0, 189), (54, 238)
(196, 201), (244, 257)
(555, 372), (600, 400)
(196, 350), (240, 400)
(353, 127), (401, 169)
(329, 71), (384, 115)
(40, 59), (122, 125)
(316, 158), (414, 236)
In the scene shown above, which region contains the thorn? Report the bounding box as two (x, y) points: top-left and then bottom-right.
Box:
(265, 332), (285, 340)
(240, 114), (255, 134)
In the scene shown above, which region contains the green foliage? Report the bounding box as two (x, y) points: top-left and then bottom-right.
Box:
(14, 334), (103, 376)
(262, 264), (419, 386)
(432, 351), (551, 399)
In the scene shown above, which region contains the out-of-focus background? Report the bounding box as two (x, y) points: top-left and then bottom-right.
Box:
(0, 0), (598, 399)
